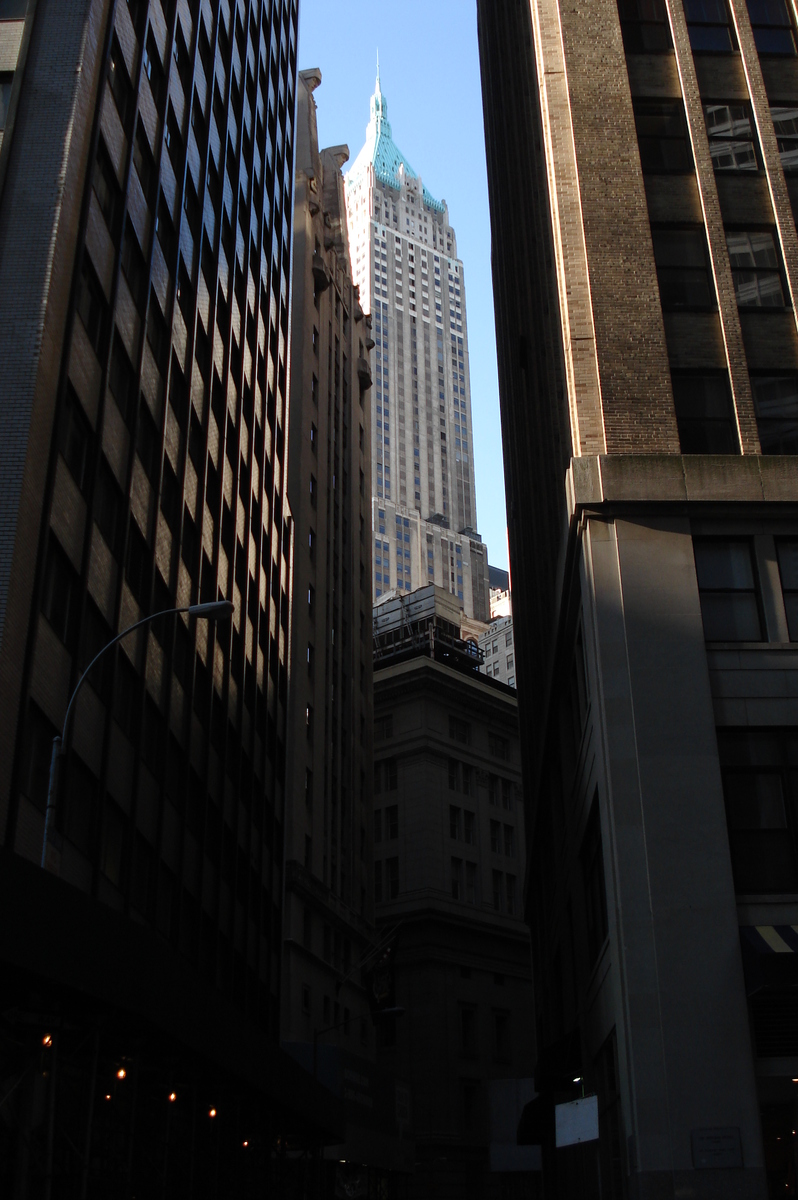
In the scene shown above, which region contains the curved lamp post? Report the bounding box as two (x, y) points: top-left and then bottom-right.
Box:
(41, 599), (235, 870)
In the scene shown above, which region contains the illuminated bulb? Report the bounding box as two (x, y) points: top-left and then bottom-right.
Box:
(105, 1094), (111, 1101)
(117, 1068), (126, 1080)
(209, 1108), (217, 1119)
(243, 1140), (248, 1148)
(169, 1093), (177, 1103)
(42, 1034), (52, 1047)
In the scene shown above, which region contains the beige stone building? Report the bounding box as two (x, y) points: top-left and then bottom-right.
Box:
(372, 585), (537, 1199)
(478, 0), (798, 1195)
(345, 70), (491, 621)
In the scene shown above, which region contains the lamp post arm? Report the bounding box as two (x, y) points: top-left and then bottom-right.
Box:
(40, 601), (233, 872)
(60, 605), (193, 744)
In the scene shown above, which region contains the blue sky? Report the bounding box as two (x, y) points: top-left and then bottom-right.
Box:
(297, 0), (509, 572)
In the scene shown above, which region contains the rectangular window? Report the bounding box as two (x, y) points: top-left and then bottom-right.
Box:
(449, 715), (470, 744)
(726, 230), (785, 308)
(374, 860), (383, 903)
(694, 538), (763, 641)
(387, 856), (399, 900)
(489, 732), (510, 761)
(384, 757), (398, 791)
(703, 103), (759, 171)
(617, 0), (673, 52)
(374, 760), (382, 795)
(466, 861), (477, 904)
(451, 856), (463, 900)
(490, 820), (501, 854)
(464, 811), (476, 845)
(718, 727), (798, 892)
(582, 799), (609, 966)
(41, 535), (79, 651)
(652, 226), (715, 310)
(461, 764), (473, 796)
(684, 0), (737, 52)
(488, 774), (499, 806)
(504, 825), (516, 857)
(634, 99), (693, 173)
(448, 758), (459, 791)
(672, 372), (739, 453)
(374, 809), (382, 843)
(386, 804), (398, 840)
(502, 778), (514, 811)
(494, 1011), (510, 1061)
(772, 106), (798, 174)
(506, 875), (517, 915)
(746, 0), (797, 54)
(460, 1006), (477, 1055)
(450, 805), (462, 839)
(751, 374), (798, 453)
(492, 869), (504, 912)
(776, 540), (798, 640)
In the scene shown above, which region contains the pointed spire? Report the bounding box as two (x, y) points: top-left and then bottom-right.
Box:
(376, 49), (381, 93)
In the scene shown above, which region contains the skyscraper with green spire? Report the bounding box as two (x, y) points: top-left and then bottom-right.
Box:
(345, 68), (490, 622)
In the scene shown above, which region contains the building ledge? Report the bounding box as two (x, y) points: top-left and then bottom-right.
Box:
(568, 454), (798, 516)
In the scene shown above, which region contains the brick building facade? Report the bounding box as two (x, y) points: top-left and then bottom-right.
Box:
(479, 0), (798, 1196)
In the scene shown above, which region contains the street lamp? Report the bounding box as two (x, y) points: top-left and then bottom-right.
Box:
(41, 599), (235, 870)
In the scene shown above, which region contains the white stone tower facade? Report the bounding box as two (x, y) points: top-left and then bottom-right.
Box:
(345, 69), (489, 621)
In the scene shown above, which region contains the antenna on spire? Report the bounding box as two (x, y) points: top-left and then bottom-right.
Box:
(376, 49), (380, 90)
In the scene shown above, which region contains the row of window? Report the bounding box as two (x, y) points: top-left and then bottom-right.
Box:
(695, 536), (798, 641)
(635, 98), (798, 177)
(621, 0), (798, 58)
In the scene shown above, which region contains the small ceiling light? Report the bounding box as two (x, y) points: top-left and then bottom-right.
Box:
(42, 1034), (52, 1047)
(243, 1140), (249, 1148)
(116, 1068), (126, 1080)
(209, 1108), (217, 1119)
(169, 1093), (177, 1103)
(105, 1094), (111, 1101)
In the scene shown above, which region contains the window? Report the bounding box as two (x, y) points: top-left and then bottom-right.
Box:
(384, 758), (398, 791)
(751, 374), (798, 453)
(704, 103), (759, 171)
(772, 106), (798, 173)
(41, 535), (79, 650)
(462, 764), (473, 796)
(108, 36), (134, 129)
(490, 820), (501, 854)
(60, 385), (92, 496)
(375, 714), (393, 740)
(617, 0), (673, 52)
(76, 258), (109, 358)
(450, 805), (462, 839)
(506, 875), (517, 915)
(494, 1011), (510, 1062)
(488, 774), (499, 806)
(492, 869), (504, 912)
(374, 860), (383, 902)
(93, 140), (123, 237)
(374, 809), (382, 843)
(718, 728), (798, 892)
(694, 538), (763, 640)
(464, 811), (475, 845)
(386, 805), (398, 840)
(634, 100), (693, 173)
(448, 758), (459, 790)
(460, 1006), (477, 1056)
(684, 0), (736, 51)
(671, 372), (739, 453)
(451, 856), (463, 900)
(449, 715), (470, 744)
(386, 856), (399, 900)
(489, 732), (510, 761)
(466, 861), (477, 903)
(504, 825), (515, 856)
(726, 230), (786, 308)
(582, 799), (609, 966)
(652, 226), (715, 310)
(776, 541), (798, 639)
(502, 778), (514, 811)
(747, 0), (797, 54)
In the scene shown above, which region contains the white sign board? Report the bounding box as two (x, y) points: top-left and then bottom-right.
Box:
(555, 1095), (599, 1148)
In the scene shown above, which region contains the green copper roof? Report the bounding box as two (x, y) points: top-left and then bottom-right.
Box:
(348, 66), (446, 214)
